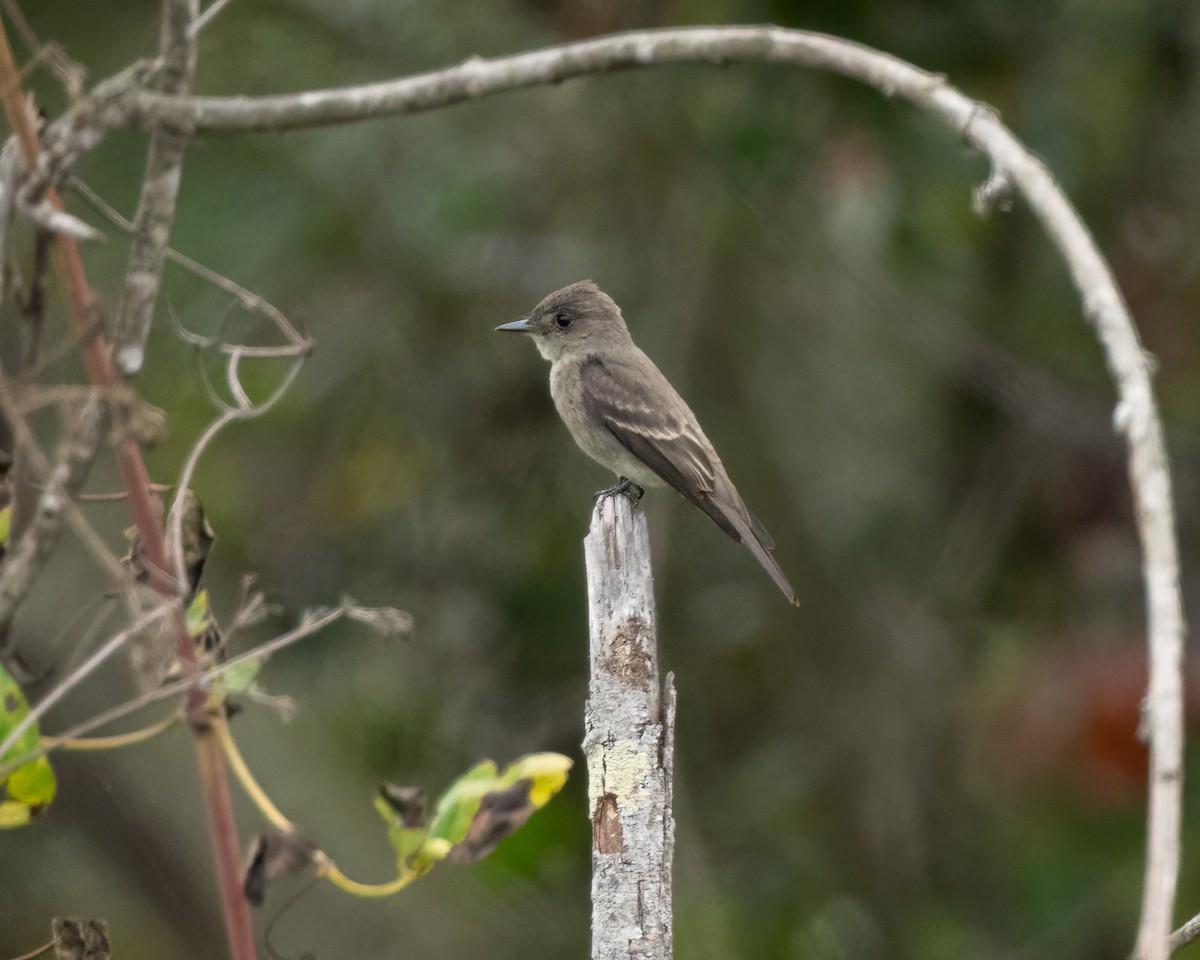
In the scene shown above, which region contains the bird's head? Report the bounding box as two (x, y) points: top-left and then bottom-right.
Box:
(496, 280), (632, 362)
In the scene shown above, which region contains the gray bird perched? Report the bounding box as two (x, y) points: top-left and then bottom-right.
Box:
(497, 279), (798, 605)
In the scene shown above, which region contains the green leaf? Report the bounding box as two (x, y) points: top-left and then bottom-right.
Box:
(214, 657), (262, 696)
(205, 657), (263, 714)
(0, 664), (56, 827)
(0, 504), (11, 547)
(425, 759), (499, 845)
(185, 589), (212, 639)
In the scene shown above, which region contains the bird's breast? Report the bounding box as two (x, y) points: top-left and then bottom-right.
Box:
(549, 357), (664, 487)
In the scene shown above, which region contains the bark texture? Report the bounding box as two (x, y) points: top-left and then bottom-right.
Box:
(584, 493), (675, 960)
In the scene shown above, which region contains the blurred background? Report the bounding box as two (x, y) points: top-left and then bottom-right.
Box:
(3, 1), (1199, 957)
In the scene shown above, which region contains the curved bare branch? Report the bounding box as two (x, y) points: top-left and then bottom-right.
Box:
(127, 28), (947, 133)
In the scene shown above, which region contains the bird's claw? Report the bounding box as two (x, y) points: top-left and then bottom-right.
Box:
(594, 477), (644, 504)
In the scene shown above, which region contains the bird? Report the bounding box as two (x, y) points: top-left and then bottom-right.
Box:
(496, 279), (798, 605)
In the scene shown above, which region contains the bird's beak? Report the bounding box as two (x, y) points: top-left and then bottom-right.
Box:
(495, 317), (532, 333)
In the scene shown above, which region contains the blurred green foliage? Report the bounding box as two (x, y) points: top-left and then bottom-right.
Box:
(2, 1), (1199, 958)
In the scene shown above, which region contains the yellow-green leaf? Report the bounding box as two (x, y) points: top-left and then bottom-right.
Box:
(1, 664), (56, 827)
(0, 504), (11, 547)
(185, 589), (212, 639)
(0, 799), (31, 827)
(498, 752), (572, 808)
(8, 755), (55, 803)
(214, 658), (261, 696)
(446, 753), (573, 863)
(371, 753), (572, 887)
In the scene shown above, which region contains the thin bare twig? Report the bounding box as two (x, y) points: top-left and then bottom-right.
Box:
(5, 938), (54, 960)
(0, 603), (351, 777)
(0, 602), (174, 762)
(0, 0), (41, 53)
(0, 417), (137, 592)
(0, 136), (20, 303)
(0, 391), (107, 633)
(1170, 913), (1200, 954)
(0, 379), (152, 606)
(77, 483), (173, 502)
(5, 223), (51, 551)
(166, 341), (305, 585)
(69, 177), (311, 350)
(19, 227), (52, 372)
(112, 0), (200, 376)
(14, 193), (103, 240)
(0, 0), (86, 96)
(24, 61), (155, 211)
(190, 0), (238, 39)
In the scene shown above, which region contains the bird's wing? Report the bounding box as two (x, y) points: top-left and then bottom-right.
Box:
(580, 356), (744, 541)
(578, 355), (796, 604)
(581, 355), (798, 605)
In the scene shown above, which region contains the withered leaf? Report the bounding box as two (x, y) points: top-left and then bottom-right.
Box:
(170, 489), (215, 595)
(378, 783), (426, 828)
(51, 918), (110, 960)
(242, 828), (317, 906)
(446, 779), (535, 864)
(123, 488), (214, 597)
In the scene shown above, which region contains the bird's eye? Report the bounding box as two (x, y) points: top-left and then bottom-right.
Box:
(554, 313), (572, 329)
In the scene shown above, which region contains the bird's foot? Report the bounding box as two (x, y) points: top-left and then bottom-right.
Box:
(594, 477), (644, 505)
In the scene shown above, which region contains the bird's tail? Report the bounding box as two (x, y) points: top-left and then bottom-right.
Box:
(741, 521), (799, 606)
(695, 486), (799, 606)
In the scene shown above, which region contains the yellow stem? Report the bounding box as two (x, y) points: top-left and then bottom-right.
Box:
(45, 712), (181, 751)
(314, 855), (413, 898)
(215, 716), (417, 898)
(212, 714), (294, 833)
